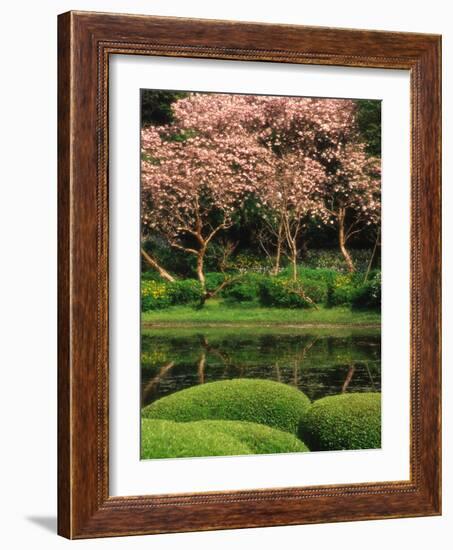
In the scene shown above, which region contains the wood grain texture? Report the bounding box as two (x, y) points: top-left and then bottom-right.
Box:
(57, 10), (441, 539)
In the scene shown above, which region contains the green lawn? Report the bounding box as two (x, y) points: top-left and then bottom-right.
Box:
(141, 299), (380, 327)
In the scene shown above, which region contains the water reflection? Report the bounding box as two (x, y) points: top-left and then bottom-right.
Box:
(141, 328), (381, 407)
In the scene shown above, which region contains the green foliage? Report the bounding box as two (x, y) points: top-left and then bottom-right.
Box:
(141, 279), (202, 310)
(325, 271), (382, 309)
(355, 100), (382, 157)
(141, 239), (194, 277)
(141, 418), (309, 459)
(271, 268), (348, 308)
(203, 243), (273, 273)
(222, 273), (264, 302)
(298, 392), (381, 451)
(200, 420), (309, 454)
(352, 271), (381, 310)
(301, 279), (329, 303)
(205, 272), (226, 292)
(258, 275), (328, 308)
(141, 280), (172, 310)
(141, 270), (162, 281)
(142, 379), (311, 434)
(168, 279), (203, 304)
(141, 419), (250, 458)
(223, 281), (257, 302)
(141, 90), (188, 126)
(297, 268), (334, 303)
(141, 264), (381, 311)
(326, 273), (359, 307)
(325, 271), (381, 309)
(232, 252), (274, 273)
(304, 249), (379, 273)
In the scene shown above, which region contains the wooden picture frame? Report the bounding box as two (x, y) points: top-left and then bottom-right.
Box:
(58, 10), (441, 539)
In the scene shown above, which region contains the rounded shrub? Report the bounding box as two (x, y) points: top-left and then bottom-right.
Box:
(141, 270), (162, 281)
(326, 273), (358, 307)
(141, 280), (172, 310)
(142, 379), (311, 434)
(204, 272), (226, 292)
(352, 272), (381, 310)
(298, 278), (328, 304)
(202, 419), (309, 454)
(258, 278), (313, 308)
(298, 392), (381, 451)
(141, 279), (203, 309)
(141, 419), (250, 459)
(222, 273), (264, 303)
(141, 418), (309, 459)
(167, 279), (202, 305)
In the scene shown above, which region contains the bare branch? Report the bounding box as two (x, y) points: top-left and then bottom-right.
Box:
(141, 248), (175, 282)
(205, 223), (226, 245)
(169, 241), (199, 255)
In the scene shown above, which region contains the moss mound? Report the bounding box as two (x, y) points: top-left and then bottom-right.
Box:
(197, 420), (309, 454)
(298, 392), (381, 451)
(141, 418), (309, 459)
(141, 419), (250, 459)
(142, 379), (310, 434)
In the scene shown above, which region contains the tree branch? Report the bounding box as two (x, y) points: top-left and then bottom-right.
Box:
(169, 241), (199, 255)
(141, 248), (175, 282)
(205, 223), (226, 245)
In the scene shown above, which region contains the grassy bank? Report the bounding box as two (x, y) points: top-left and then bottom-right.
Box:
(142, 299), (381, 327)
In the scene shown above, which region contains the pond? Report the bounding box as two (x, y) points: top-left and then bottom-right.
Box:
(141, 326), (381, 407)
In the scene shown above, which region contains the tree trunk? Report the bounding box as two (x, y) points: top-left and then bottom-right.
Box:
(283, 221), (298, 281)
(364, 229), (380, 282)
(291, 252), (298, 281)
(196, 248), (206, 293)
(272, 222), (283, 276)
(195, 246), (210, 309)
(338, 209), (355, 273)
(140, 248), (175, 282)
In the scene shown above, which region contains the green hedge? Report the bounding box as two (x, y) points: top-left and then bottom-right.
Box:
(140, 268), (381, 310)
(141, 279), (203, 310)
(205, 272), (226, 292)
(141, 418), (309, 459)
(352, 271), (381, 310)
(326, 271), (381, 309)
(168, 279), (203, 304)
(298, 392), (381, 451)
(142, 379), (311, 434)
(258, 278), (318, 308)
(141, 280), (172, 310)
(326, 273), (359, 307)
(222, 273), (263, 302)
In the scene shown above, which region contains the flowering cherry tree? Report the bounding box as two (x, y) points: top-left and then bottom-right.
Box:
(141, 124), (273, 298)
(172, 93), (377, 273)
(258, 154), (326, 280)
(317, 142), (381, 272)
(141, 91), (381, 284)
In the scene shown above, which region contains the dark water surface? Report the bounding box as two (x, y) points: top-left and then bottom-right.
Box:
(141, 327), (381, 407)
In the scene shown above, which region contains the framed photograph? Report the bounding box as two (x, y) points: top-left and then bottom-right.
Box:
(58, 11), (441, 539)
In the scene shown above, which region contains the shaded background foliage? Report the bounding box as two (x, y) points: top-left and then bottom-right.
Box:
(141, 89), (189, 126)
